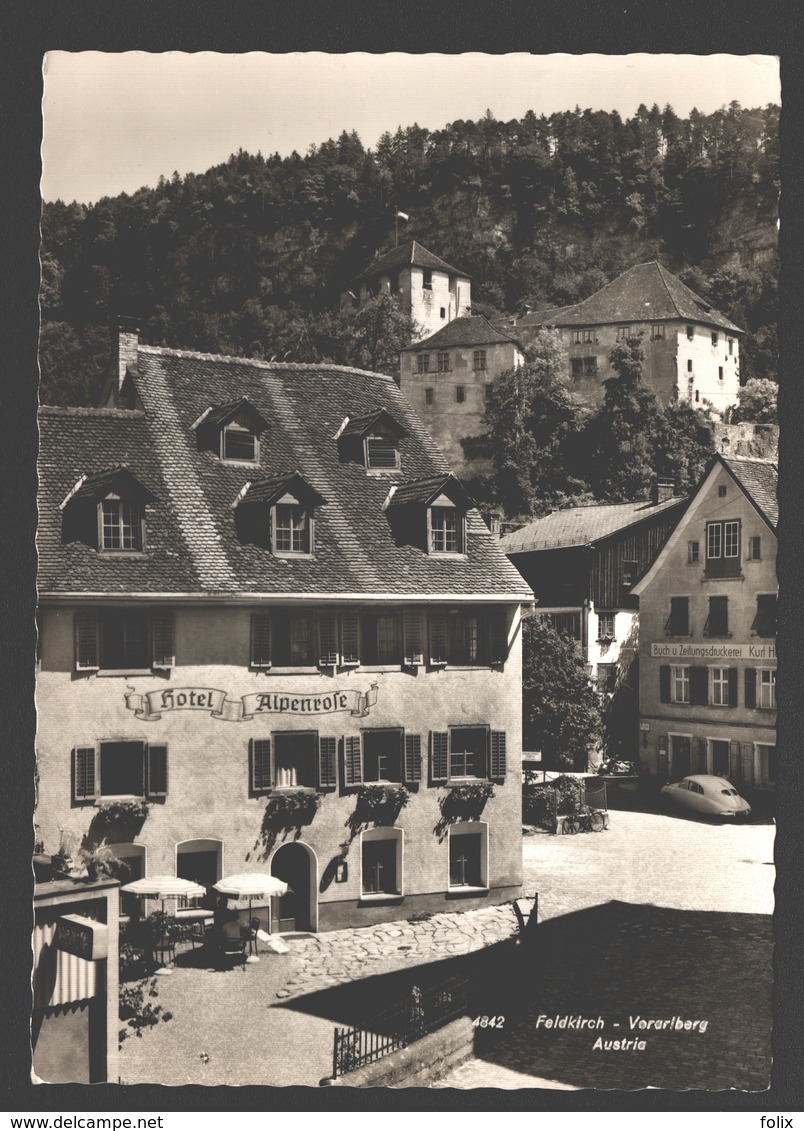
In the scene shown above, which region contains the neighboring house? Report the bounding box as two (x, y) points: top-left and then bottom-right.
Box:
(632, 455), (777, 795)
(500, 482), (689, 765)
(399, 315), (525, 478)
(510, 261), (743, 415)
(36, 323), (533, 933)
(342, 240), (472, 342)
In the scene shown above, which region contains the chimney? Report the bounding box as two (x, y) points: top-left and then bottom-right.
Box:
(486, 509), (503, 536)
(651, 477), (675, 505)
(111, 316), (140, 408)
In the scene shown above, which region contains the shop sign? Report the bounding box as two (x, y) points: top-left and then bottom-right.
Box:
(126, 684), (378, 722)
(57, 914), (109, 961)
(650, 643), (776, 661)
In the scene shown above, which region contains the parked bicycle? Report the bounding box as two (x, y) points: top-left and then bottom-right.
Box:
(562, 806), (607, 834)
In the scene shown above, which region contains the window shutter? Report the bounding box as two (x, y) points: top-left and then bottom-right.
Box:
(146, 744), (168, 798)
(689, 666), (708, 706)
(251, 614), (271, 668)
(659, 665), (671, 704)
(73, 746), (97, 800)
(727, 667), (739, 708)
(250, 739), (273, 792)
(318, 612), (339, 666)
(489, 610), (509, 664)
(343, 735), (363, 786)
(490, 731), (507, 780)
(318, 736), (337, 789)
(730, 740), (743, 780)
(151, 610), (174, 669)
(430, 731), (449, 782)
(745, 668), (757, 709)
(694, 737), (708, 774)
(403, 609), (424, 665)
(341, 612), (360, 666)
(429, 612), (447, 665)
(74, 612), (99, 670)
(404, 734), (422, 783)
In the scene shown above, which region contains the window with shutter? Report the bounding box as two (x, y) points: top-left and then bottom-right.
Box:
(403, 609), (424, 665)
(752, 594), (777, 638)
(404, 734), (422, 783)
(250, 614), (271, 668)
(430, 731), (449, 782)
(73, 746), (97, 800)
(147, 745), (168, 797)
(318, 612), (339, 666)
(152, 611), (174, 669)
(429, 612), (447, 665)
(668, 597), (689, 637)
(75, 612), (99, 670)
(344, 735), (363, 786)
(689, 666), (709, 706)
(318, 736), (337, 789)
(341, 612), (360, 666)
(363, 729), (403, 782)
(490, 731), (507, 780)
(250, 739), (273, 792)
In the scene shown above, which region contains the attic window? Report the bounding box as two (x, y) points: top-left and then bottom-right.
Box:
(222, 424), (257, 463)
(365, 436), (400, 471)
(101, 498), (144, 551)
(233, 472), (326, 558)
(274, 503), (311, 555)
(429, 503), (464, 555)
(60, 467), (156, 554)
(422, 268), (433, 291)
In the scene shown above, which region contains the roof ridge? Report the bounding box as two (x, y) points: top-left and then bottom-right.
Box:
(654, 262), (682, 319)
(38, 405), (145, 418)
(139, 345), (396, 381)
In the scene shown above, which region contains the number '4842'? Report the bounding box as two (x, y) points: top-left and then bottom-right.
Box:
(472, 1015), (505, 1028)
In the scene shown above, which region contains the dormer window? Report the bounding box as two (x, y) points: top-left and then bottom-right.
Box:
(365, 436), (400, 471)
(429, 504), (463, 554)
(222, 423), (257, 463)
(191, 398), (268, 464)
(337, 409), (408, 474)
(384, 474), (473, 558)
(274, 502), (311, 554)
(60, 466), (155, 554)
(232, 471), (326, 558)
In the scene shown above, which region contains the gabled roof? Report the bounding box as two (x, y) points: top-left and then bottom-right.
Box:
(235, 471), (327, 510)
(720, 455), (778, 529)
(60, 464), (157, 509)
(38, 348), (531, 601)
(353, 240), (469, 283)
(191, 397), (269, 434)
(339, 408), (409, 440)
(499, 496), (687, 555)
(402, 315), (521, 352)
(385, 474), (476, 511)
(520, 262), (743, 335)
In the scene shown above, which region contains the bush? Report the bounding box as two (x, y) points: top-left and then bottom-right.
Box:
(119, 977), (172, 1044)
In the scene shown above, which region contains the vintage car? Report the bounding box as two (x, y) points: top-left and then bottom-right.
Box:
(660, 774), (752, 819)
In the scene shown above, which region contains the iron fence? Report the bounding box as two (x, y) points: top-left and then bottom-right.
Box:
(332, 975), (470, 1078)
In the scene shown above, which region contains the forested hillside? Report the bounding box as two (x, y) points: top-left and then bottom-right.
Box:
(40, 101), (779, 406)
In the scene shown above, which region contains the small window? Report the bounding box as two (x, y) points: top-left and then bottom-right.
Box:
(572, 330), (582, 345)
(597, 612), (615, 641)
(484, 383), (493, 402)
(623, 561), (638, 587)
(362, 834), (400, 896)
(571, 358), (584, 379)
(437, 351), (450, 372)
(448, 827), (486, 888)
(597, 663), (618, 693)
(686, 325), (694, 340)
(100, 499), (143, 552)
(417, 354), (430, 374)
(694, 390), (700, 403)
(616, 326), (630, 341)
(221, 424), (257, 463)
(274, 504), (311, 555)
(706, 596), (729, 637)
(73, 741), (167, 802)
(449, 726), (488, 780)
(718, 485), (727, 497)
(440, 306), (446, 319)
(706, 520), (740, 577)
(455, 386), (466, 404)
(753, 594), (777, 638)
(687, 359), (693, 372)
(473, 350), (487, 371)
(671, 665), (690, 704)
(430, 506), (463, 554)
(583, 330), (594, 343)
(273, 731), (318, 789)
(729, 339), (734, 356)
(668, 597), (689, 637)
(365, 436), (400, 471)
(425, 387), (434, 406)
(710, 667), (730, 706)
(363, 728), (403, 783)
(583, 356), (598, 377)
(748, 536), (761, 560)
(711, 332), (719, 346)
(422, 268), (433, 291)
(688, 541), (700, 564)
(651, 324), (665, 340)
(758, 669), (776, 709)
(548, 612), (581, 640)
(718, 366), (724, 381)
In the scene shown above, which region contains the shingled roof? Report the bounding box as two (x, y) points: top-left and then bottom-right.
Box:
(401, 315), (521, 352)
(520, 262), (744, 336)
(720, 455), (778, 529)
(38, 347), (531, 601)
(353, 240), (469, 283)
(499, 496), (687, 555)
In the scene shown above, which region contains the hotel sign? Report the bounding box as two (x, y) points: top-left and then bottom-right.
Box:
(126, 684), (379, 722)
(57, 915), (109, 961)
(651, 643), (776, 661)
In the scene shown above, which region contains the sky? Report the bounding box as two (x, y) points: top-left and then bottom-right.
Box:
(40, 52), (780, 205)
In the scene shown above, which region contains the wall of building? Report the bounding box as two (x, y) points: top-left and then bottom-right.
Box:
(714, 422), (779, 460)
(346, 267), (472, 343)
(399, 341), (522, 477)
(636, 463), (776, 789)
(36, 602), (524, 930)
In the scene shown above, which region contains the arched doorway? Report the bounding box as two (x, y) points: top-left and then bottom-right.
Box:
(270, 842), (317, 933)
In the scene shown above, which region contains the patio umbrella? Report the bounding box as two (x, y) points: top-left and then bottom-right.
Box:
(213, 873), (288, 961)
(120, 875), (207, 914)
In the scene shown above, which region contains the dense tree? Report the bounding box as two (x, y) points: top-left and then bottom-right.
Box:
(336, 294), (419, 376)
(729, 378), (778, 425)
(522, 615), (603, 770)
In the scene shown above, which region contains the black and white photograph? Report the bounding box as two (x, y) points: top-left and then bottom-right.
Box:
(27, 48), (785, 1097)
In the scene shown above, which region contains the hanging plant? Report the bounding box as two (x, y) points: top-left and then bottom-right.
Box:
(448, 782), (495, 806)
(356, 784), (410, 811)
(94, 799), (150, 826)
(266, 790), (323, 825)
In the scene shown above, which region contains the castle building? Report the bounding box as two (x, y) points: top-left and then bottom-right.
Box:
(511, 261), (743, 415)
(398, 316), (525, 478)
(632, 455), (777, 796)
(36, 324), (532, 933)
(343, 240), (472, 342)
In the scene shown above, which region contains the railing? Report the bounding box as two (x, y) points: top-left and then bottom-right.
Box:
(332, 975), (470, 1078)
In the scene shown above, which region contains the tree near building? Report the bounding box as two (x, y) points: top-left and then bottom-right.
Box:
(522, 615), (603, 771)
(729, 377), (778, 425)
(336, 293), (418, 376)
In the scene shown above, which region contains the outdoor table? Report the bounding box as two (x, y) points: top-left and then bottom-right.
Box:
(173, 908), (214, 925)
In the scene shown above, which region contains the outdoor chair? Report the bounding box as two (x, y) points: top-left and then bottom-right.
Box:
(154, 934), (176, 968)
(189, 921), (207, 950)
